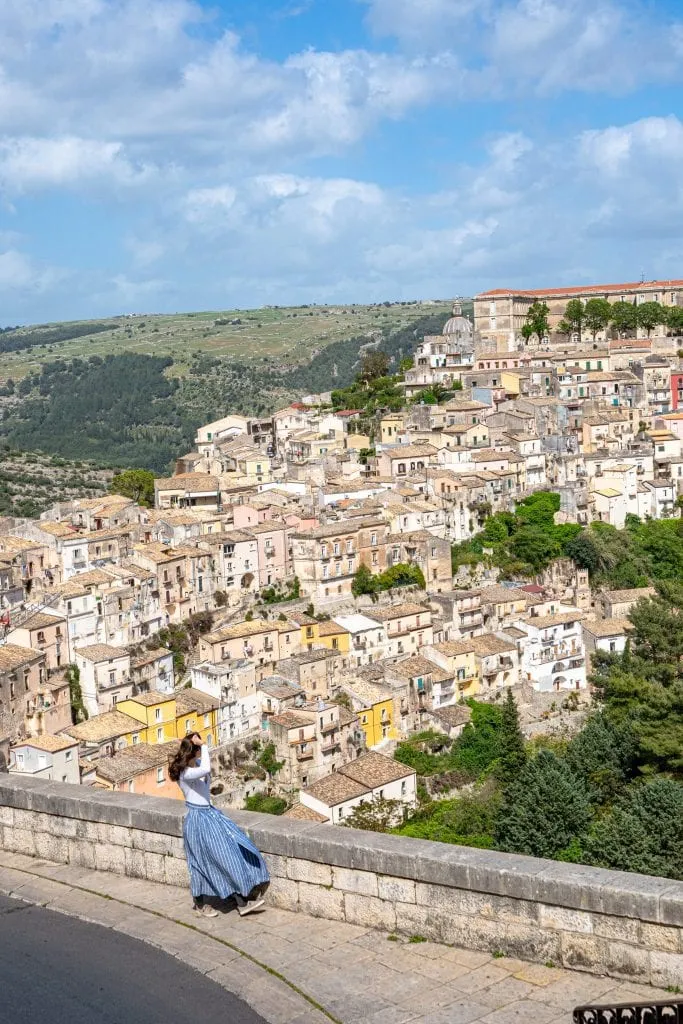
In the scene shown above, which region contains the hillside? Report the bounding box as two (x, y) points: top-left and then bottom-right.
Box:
(0, 304), (457, 473)
(0, 301), (456, 382)
(0, 446), (112, 518)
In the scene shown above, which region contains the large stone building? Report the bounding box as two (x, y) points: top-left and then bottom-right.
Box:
(474, 278), (683, 350)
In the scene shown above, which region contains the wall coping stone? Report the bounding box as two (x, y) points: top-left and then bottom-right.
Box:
(2, 773), (681, 927)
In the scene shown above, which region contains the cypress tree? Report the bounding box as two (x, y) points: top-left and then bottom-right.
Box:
(495, 688), (526, 786)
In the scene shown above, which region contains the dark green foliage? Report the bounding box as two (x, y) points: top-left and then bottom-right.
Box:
(351, 563), (377, 597)
(351, 562), (425, 597)
(394, 703), (504, 783)
(244, 793), (288, 815)
(66, 664), (88, 724)
(0, 321), (117, 355)
(584, 778), (683, 880)
(110, 468), (156, 507)
(521, 302), (550, 345)
(344, 796), (405, 832)
(256, 743), (285, 780)
(260, 577), (301, 604)
(495, 749), (591, 859)
(495, 689), (526, 786)
(4, 353), (196, 473)
(565, 712), (635, 806)
(397, 784), (501, 847)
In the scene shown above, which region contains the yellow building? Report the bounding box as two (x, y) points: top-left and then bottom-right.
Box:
(428, 640), (480, 700)
(380, 412), (404, 445)
(175, 688), (219, 746)
(298, 616), (351, 655)
(117, 692), (177, 745)
(344, 679), (398, 748)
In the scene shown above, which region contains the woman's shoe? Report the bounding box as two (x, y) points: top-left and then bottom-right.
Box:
(236, 897), (265, 917)
(194, 903), (219, 918)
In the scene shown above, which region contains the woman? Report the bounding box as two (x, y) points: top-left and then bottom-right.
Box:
(169, 733), (269, 918)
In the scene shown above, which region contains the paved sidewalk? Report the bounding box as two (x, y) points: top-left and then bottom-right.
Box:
(0, 852), (670, 1024)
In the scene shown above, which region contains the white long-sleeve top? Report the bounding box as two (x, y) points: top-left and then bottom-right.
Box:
(179, 744), (211, 807)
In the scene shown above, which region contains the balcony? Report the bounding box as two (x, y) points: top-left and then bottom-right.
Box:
(320, 722), (338, 736)
(321, 740), (341, 754)
(574, 998), (682, 1024)
(295, 748), (314, 761)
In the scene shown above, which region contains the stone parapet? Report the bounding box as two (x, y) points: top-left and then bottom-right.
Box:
(1, 774), (682, 986)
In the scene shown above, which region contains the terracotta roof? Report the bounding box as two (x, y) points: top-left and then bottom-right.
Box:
(470, 634), (517, 656)
(339, 751), (415, 787)
(477, 278), (683, 298)
(270, 711), (313, 730)
(370, 603), (429, 621)
(284, 803), (329, 822)
(433, 640), (476, 657)
(302, 772), (369, 805)
(13, 734), (78, 753)
(124, 689), (173, 707)
(427, 704), (472, 729)
(130, 648), (171, 670)
(582, 618), (631, 638)
(0, 643), (44, 671)
(14, 610), (66, 631)
(175, 687), (219, 714)
(95, 741), (179, 784)
(64, 710), (142, 743)
(601, 587), (656, 604)
(74, 643), (128, 662)
(204, 618), (275, 643)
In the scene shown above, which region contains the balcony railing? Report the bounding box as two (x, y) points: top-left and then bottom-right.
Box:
(574, 997), (682, 1024)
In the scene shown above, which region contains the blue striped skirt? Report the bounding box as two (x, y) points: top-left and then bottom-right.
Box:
(183, 805), (270, 901)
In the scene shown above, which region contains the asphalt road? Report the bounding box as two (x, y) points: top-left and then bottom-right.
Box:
(0, 894), (267, 1024)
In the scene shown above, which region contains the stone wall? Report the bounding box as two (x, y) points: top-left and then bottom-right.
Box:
(1, 774), (682, 987)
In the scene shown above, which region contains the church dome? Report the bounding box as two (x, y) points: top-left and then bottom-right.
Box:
(442, 301), (473, 337)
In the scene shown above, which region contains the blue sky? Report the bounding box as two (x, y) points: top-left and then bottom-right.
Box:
(1, 0), (683, 323)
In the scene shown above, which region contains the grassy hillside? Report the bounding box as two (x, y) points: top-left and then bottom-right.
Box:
(0, 300), (462, 473)
(0, 301), (455, 382)
(0, 446), (112, 518)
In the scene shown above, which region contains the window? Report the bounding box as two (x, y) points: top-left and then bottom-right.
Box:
(401, 781), (407, 796)
(132, 733), (140, 745)
(112, 694), (118, 706)
(156, 727), (163, 742)
(203, 714), (210, 727)
(155, 708), (162, 721)
(186, 719), (192, 732)
(333, 542), (340, 555)
(157, 767), (164, 785)
(371, 532), (377, 546)
(65, 750), (73, 761)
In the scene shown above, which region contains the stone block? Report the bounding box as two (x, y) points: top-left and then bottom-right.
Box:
(287, 858), (333, 886)
(263, 852), (287, 878)
(394, 900), (451, 943)
(650, 950), (683, 988)
(45, 815), (79, 839)
(266, 875), (299, 911)
(446, 912), (506, 952)
(297, 880), (345, 921)
(129, 800), (184, 837)
(377, 874), (416, 904)
(539, 904), (594, 934)
(465, 850), (547, 902)
(130, 828), (181, 857)
(561, 933), (611, 973)
(143, 851), (166, 883)
(124, 847), (148, 880)
(639, 922), (681, 952)
(598, 873), (671, 924)
(343, 892), (396, 932)
(74, 819), (101, 841)
(94, 843), (127, 875)
(33, 832), (70, 864)
(164, 855), (190, 889)
(533, 862), (618, 914)
(0, 806), (14, 827)
(593, 913), (640, 943)
(67, 839), (97, 869)
(12, 808), (39, 831)
(502, 923), (562, 964)
(332, 866), (378, 897)
(96, 822), (131, 847)
(604, 941), (651, 981)
(659, 886), (683, 928)
(4, 827), (36, 856)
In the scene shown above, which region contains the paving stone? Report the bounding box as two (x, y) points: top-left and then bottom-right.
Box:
(513, 964), (565, 987)
(325, 995), (393, 1023)
(479, 1000), (560, 1024)
(411, 998), (491, 1023)
(399, 983), (468, 1014)
(362, 1008), (419, 1024)
(451, 965), (514, 994)
(442, 948), (494, 969)
(528, 975), (616, 1008)
(473, 978), (538, 1009)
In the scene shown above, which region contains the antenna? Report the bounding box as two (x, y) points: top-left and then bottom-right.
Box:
(640, 269), (645, 284)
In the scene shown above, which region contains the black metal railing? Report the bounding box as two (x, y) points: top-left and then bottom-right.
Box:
(574, 999), (682, 1024)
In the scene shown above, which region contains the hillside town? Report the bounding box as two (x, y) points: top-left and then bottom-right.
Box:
(1, 277), (682, 825)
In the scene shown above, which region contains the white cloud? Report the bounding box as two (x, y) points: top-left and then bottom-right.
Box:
(0, 250), (61, 292)
(0, 136), (155, 193)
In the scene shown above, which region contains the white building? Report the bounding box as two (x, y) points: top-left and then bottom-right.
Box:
(298, 751), (417, 825)
(333, 613), (385, 667)
(582, 618), (630, 668)
(191, 658), (259, 741)
(9, 734), (80, 785)
(514, 610), (587, 692)
(73, 643), (132, 717)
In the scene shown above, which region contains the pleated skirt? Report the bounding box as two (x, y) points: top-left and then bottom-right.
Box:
(183, 805), (270, 901)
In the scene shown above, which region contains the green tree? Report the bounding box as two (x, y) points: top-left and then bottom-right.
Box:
(358, 350), (391, 383)
(109, 468), (156, 507)
(584, 778), (683, 880)
(583, 298), (612, 341)
(610, 300), (638, 337)
(256, 743), (285, 785)
(495, 689), (527, 786)
(66, 664), (88, 724)
(565, 712), (635, 805)
(564, 299), (586, 345)
(376, 563), (426, 591)
(495, 749), (591, 858)
(555, 318), (572, 341)
(344, 795), (405, 832)
(351, 563), (377, 597)
(666, 305), (683, 336)
(521, 302), (550, 346)
(509, 526), (560, 572)
(564, 531), (601, 574)
(244, 793), (288, 815)
(627, 582), (683, 668)
(636, 301), (666, 337)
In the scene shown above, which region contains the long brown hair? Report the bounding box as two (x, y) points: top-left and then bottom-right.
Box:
(169, 736), (200, 782)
